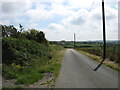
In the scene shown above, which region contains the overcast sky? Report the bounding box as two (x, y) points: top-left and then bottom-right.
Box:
(0, 0), (119, 41)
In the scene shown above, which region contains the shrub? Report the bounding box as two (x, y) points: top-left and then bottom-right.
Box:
(2, 37), (49, 65)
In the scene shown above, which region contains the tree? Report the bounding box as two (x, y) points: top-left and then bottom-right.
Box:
(1, 25), (18, 37)
(25, 29), (48, 45)
(19, 24), (24, 32)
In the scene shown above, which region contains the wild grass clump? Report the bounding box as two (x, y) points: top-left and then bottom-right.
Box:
(2, 86), (23, 90)
(2, 36), (65, 86)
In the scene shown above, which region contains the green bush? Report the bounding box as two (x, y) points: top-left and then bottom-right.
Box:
(2, 37), (49, 65)
(2, 25), (64, 86)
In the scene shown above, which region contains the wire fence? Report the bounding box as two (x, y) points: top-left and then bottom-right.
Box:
(77, 45), (119, 63)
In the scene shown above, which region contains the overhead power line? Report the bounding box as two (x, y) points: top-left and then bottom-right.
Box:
(86, 0), (97, 19)
(88, 0), (96, 12)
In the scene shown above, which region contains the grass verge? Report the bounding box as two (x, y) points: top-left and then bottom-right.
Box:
(2, 46), (65, 88)
(2, 86), (23, 90)
(76, 50), (120, 71)
(39, 49), (66, 87)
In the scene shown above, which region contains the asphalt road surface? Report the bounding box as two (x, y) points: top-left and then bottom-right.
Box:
(55, 49), (118, 88)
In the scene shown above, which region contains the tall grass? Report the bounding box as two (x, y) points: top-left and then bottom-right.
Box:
(77, 46), (119, 63)
(2, 37), (64, 86)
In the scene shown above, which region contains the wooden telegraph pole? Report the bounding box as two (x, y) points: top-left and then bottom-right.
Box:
(102, 0), (106, 62)
(94, 0), (106, 71)
(74, 33), (76, 48)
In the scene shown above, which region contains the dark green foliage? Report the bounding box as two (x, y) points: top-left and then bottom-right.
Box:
(19, 24), (24, 32)
(25, 29), (48, 45)
(1, 24), (64, 86)
(1, 25), (17, 37)
(2, 43), (63, 85)
(2, 37), (48, 65)
(2, 24), (49, 65)
(1, 25), (48, 45)
(15, 73), (44, 85)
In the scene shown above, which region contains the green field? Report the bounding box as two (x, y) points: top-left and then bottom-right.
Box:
(51, 41), (119, 63)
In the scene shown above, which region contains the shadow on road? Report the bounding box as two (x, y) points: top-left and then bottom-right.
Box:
(93, 60), (104, 71)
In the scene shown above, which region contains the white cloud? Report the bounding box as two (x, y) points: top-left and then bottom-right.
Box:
(63, 9), (89, 26)
(105, 0), (119, 2)
(51, 3), (75, 16)
(0, 0), (118, 41)
(0, 20), (10, 25)
(1, 0), (65, 3)
(47, 23), (64, 30)
(59, 5), (118, 41)
(28, 23), (38, 29)
(67, 0), (96, 9)
(25, 6), (53, 21)
(105, 7), (117, 20)
(25, 1), (75, 23)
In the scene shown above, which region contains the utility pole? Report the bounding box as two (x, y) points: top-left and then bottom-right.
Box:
(102, 0), (106, 62)
(94, 0), (106, 71)
(74, 33), (76, 48)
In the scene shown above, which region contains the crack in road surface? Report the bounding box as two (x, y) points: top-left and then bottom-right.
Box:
(55, 49), (118, 88)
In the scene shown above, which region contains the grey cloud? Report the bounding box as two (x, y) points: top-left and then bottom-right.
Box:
(106, 15), (116, 20)
(2, 2), (26, 14)
(91, 7), (117, 22)
(48, 25), (56, 30)
(71, 16), (85, 25)
(92, 14), (101, 20)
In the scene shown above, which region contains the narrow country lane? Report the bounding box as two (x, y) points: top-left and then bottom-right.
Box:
(55, 49), (118, 88)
